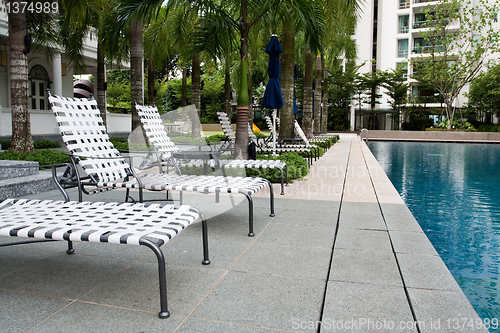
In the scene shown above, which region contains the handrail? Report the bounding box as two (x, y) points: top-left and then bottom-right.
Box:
(360, 128), (369, 142)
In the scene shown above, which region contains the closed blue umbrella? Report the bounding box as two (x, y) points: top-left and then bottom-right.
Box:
(262, 35), (283, 154)
(262, 35), (284, 110)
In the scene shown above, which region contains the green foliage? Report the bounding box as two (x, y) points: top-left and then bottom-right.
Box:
(427, 120), (476, 131)
(205, 134), (227, 143)
(0, 149), (71, 166)
(33, 140), (61, 149)
(412, 0), (500, 127)
(107, 82), (131, 113)
(201, 69), (225, 123)
(468, 63), (500, 122)
(108, 136), (130, 150)
(477, 124), (500, 132)
(0, 139), (61, 150)
(246, 152), (309, 183)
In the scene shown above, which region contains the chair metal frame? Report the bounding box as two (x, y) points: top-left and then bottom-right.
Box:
(48, 93), (274, 237)
(136, 103), (288, 195)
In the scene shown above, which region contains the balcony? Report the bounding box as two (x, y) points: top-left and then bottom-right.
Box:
(398, 50), (409, 58)
(399, 26), (410, 33)
(413, 19), (451, 29)
(412, 45), (445, 54)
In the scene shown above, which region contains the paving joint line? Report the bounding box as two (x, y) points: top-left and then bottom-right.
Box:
(359, 139), (422, 333)
(316, 139), (351, 333)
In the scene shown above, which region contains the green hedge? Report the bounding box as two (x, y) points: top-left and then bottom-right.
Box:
(0, 139), (61, 150)
(0, 149), (70, 167)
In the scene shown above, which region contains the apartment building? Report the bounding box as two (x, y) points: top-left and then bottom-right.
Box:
(351, 0), (499, 130)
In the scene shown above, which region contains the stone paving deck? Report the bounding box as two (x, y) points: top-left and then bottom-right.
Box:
(0, 133), (486, 332)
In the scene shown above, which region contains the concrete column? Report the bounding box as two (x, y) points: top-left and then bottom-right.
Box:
(52, 52), (62, 96)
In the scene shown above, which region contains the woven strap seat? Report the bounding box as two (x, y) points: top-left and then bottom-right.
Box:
(98, 174), (267, 195)
(217, 111), (314, 167)
(136, 105), (287, 194)
(0, 198), (210, 318)
(49, 94), (275, 236)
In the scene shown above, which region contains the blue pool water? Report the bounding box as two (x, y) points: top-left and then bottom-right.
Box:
(368, 141), (500, 326)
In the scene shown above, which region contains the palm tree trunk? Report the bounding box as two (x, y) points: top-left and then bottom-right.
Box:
(321, 65), (329, 134)
(313, 54), (322, 134)
(96, 43), (107, 128)
(247, 68), (253, 129)
(235, 58), (249, 159)
(8, 7), (33, 153)
(130, 20), (143, 132)
(224, 55), (232, 119)
(280, 23), (295, 139)
(148, 60), (155, 105)
(302, 41), (313, 138)
(191, 53), (201, 137)
(181, 67), (187, 107)
(235, 7), (250, 160)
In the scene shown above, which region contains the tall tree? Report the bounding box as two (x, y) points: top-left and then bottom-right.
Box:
(279, 21), (295, 139)
(8, 0), (60, 153)
(468, 64), (500, 123)
(302, 41), (314, 137)
(59, 0), (119, 128)
(412, 0), (500, 129)
(382, 68), (410, 130)
(313, 53), (322, 134)
(8, 1), (32, 153)
(129, 20), (144, 131)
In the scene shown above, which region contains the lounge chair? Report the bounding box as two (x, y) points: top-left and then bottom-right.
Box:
(263, 114), (331, 150)
(48, 93), (274, 237)
(0, 197), (209, 319)
(135, 103), (288, 195)
(217, 111), (315, 167)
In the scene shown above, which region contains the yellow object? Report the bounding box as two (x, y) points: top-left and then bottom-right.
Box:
(253, 123), (261, 133)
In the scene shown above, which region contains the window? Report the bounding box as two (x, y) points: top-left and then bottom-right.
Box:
(397, 62), (409, 79)
(414, 13), (427, 28)
(413, 37), (444, 53)
(29, 65), (49, 110)
(399, 0), (410, 9)
(399, 15), (409, 33)
(398, 39), (409, 58)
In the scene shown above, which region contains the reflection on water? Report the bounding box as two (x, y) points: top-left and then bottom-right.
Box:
(368, 141), (500, 325)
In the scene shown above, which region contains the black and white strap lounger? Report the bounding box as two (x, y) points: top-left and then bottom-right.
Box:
(0, 199), (210, 318)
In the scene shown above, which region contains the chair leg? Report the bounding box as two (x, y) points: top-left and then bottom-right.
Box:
(140, 239), (170, 319)
(66, 241), (75, 254)
(266, 180), (275, 217)
(240, 192), (254, 237)
(279, 167), (285, 195)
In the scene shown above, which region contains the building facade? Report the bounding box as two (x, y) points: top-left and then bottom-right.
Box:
(351, 0), (499, 131)
(0, 2), (102, 138)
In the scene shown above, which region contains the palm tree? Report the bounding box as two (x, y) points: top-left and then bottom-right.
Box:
(116, 0), (323, 159)
(8, 0), (61, 153)
(279, 21), (295, 139)
(59, 0), (119, 128)
(8, 2), (32, 153)
(313, 53), (322, 134)
(302, 41), (314, 137)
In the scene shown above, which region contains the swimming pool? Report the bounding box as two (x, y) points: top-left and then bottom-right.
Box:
(368, 141), (500, 326)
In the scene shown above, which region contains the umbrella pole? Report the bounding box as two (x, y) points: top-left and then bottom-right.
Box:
(272, 109), (277, 155)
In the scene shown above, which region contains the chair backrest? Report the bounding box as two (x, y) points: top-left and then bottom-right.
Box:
(294, 120), (310, 145)
(135, 103), (179, 159)
(217, 112), (236, 142)
(48, 92), (131, 183)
